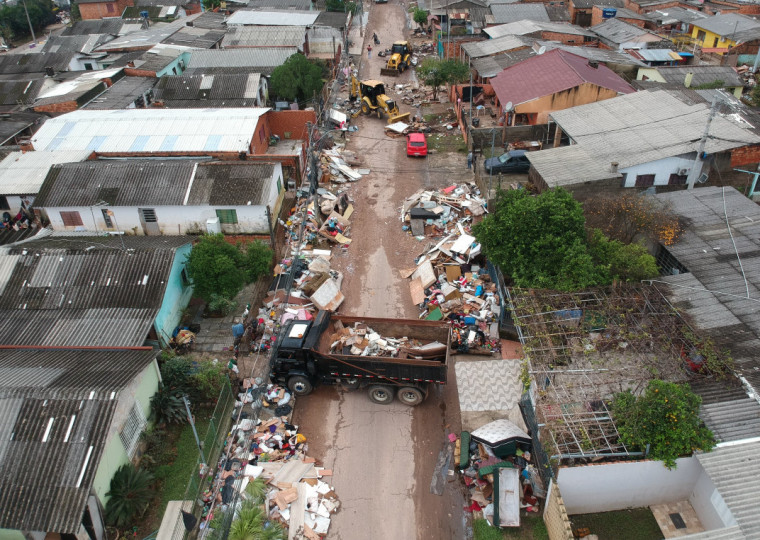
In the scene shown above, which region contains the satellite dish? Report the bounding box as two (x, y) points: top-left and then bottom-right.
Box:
(537, 46), (546, 55)
(505, 101), (513, 111)
(697, 173), (709, 184)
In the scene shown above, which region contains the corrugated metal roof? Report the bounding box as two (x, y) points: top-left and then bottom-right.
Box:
(34, 160), (197, 207)
(591, 17), (663, 44)
(461, 34), (531, 58)
(484, 20), (594, 38)
(545, 4), (570, 22)
(526, 144), (621, 185)
(571, 0), (624, 9)
(31, 108), (269, 154)
(490, 3), (549, 24)
(189, 11), (227, 29)
(163, 26), (226, 48)
(0, 235), (190, 347)
(646, 7), (708, 26)
(226, 9), (319, 26)
(0, 151), (92, 196)
(94, 14), (202, 52)
(187, 48), (297, 73)
(490, 48), (635, 106)
(61, 19), (131, 36)
(187, 162), (274, 205)
(222, 26), (305, 48)
(629, 48), (683, 62)
(41, 34), (111, 55)
(0, 52), (75, 75)
(657, 65), (745, 88)
(84, 76), (157, 110)
(471, 48), (537, 78)
(696, 440), (760, 537)
(154, 73), (262, 104)
(693, 13), (760, 37)
(0, 112), (45, 146)
(0, 348), (156, 533)
(538, 40), (647, 66)
(0, 78), (45, 108)
(549, 90), (760, 168)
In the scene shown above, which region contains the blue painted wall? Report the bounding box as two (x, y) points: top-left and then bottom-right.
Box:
(156, 51), (192, 78)
(153, 242), (193, 346)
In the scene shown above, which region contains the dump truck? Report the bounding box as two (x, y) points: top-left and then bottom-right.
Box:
(349, 75), (411, 123)
(381, 41), (413, 77)
(270, 311), (450, 405)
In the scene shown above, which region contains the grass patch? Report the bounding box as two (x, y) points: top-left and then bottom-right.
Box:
(570, 508), (661, 540)
(473, 515), (548, 540)
(427, 133), (468, 154)
(156, 415), (211, 510)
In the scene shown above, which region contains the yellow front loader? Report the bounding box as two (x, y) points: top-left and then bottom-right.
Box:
(349, 76), (411, 124)
(380, 41), (413, 77)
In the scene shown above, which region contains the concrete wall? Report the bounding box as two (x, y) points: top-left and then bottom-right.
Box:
(153, 242), (193, 345)
(620, 154), (695, 187)
(689, 468), (735, 530)
(0, 529), (25, 540)
(91, 358), (160, 505)
(557, 458), (701, 514)
(511, 82), (622, 124)
(43, 202), (274, 235)
(2, 195), (33, 216)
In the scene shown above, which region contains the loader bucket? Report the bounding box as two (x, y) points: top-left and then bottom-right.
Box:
(388, 112), (411, 124)
(380, 68), (399, 77)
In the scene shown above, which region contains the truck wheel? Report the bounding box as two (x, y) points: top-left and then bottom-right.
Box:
(368, 385), (394, 404)
(288, 376), (313, 396)
(361, 101), (370, 115)
(397, 387), (424, 406)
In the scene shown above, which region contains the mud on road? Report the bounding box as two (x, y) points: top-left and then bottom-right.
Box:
(292, 1), (468, 539)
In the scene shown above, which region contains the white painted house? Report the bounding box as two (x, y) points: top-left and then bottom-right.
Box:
(33, 160), (284, 235)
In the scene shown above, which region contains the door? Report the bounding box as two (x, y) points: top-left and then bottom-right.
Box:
(138, 208), (159, 235)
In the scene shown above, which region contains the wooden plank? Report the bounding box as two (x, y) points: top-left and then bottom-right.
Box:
(445, 265), (462, 282)
(412, 260), (436, 289)
(288, 483), (308, 540)
(410, 277), (425, 305)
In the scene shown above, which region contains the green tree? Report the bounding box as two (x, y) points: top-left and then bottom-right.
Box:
(105, 464), (154, 527)
(201, 0), (221, 11)
(588, 229), (659, 282)
(473, 188), (607, 290)
(243, 240), (272, 283)
(269, 53), (325, 104)
(186, 234), (246, 301)
(416, 58), (469, 100)
(413, 7), (428, 28)
(612, 380), (715, 469)
(0, 0), (56, 41)
(326, 0), (358, 14)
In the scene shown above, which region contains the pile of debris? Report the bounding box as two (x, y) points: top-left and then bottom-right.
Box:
(201, 379), (339, 539)
(458, 419), (544, 529)
(402, 183), (487, 237)
(319, 145), (367, 184)
(328, 319), (448, 358)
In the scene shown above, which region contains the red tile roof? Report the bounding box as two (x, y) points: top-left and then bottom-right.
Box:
(490, 48), (635, 107)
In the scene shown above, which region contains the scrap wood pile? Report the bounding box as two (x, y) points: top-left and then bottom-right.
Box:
(319, 145), (368, 184)
(282, 187), (354, 248)
(458, 420), (544, 529)
(327, 319), (448, 359)
(201, 380), (338, 539)
(401, 183), (487, 238)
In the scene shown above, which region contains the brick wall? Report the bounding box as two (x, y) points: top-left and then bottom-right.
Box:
(591, 7), (647, 27)
(78, 0), (133, 20)
(711, 0), (760, 14)
(266, 109), (317, 141)
(730, 144), (760, 167)
(541, 31), (594, 45)
(444, 37), (485, 62)
(33, 100), (79, 114)
(543, 481), (574, 540)
(125, 67), (157, 77)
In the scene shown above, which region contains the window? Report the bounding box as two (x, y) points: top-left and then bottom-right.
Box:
(634, 174), (655, 188)
(216, 209), (238, 224)
(84, 63), (93, 71)
(119, 403), (147, 459)
(139, 208), (157, 222)
(60, 211), (83, 227)
(697, 30), (706, 42)
(102, 208), (113, 228)
(713, 37), (719, 48)
(668, 173), (688, 185)
(106, 3), (114, 12)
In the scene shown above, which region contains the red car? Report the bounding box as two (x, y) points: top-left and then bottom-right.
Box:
(406, 132), (427, 157)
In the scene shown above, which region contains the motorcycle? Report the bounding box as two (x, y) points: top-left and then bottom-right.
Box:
(373, 33), (380, 45)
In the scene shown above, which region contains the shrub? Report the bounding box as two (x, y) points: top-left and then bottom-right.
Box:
(588, 229), (659, 282)
(243, 241), (273, 283)
(151, 385), (187, 424)
(207, 293), (238, 316)
(188, 360), (227, 402)
(105, 464), (154, 527)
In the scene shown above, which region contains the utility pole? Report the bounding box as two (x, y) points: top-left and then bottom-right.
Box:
(686, 96), (718, 190)
(21, 0), (35, 43)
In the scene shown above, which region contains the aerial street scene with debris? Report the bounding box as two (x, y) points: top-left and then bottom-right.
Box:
(1, 0), (760, 540)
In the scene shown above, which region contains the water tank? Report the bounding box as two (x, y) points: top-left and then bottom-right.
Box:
(602, 7), (617, 18)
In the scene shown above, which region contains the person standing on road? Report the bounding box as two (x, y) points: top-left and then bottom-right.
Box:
(367, 44), (372, 58)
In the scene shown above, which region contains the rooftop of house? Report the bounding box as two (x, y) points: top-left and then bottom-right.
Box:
(545, 4), (570, 22)
(645, 6), (708, 26)
(225, 9), (320, 26)
(571, 0), (625, 9)
(221, 25), (306, 49)
(461, 34), (533, 59)
(314, 10), (349, 29)
(154, 72), (262, 106)
(484, 19), (595, 39)
(489, 3), (550, 24)
(244, 0), (326, 8)
(161, 26), (226, 48)
(627, 48), (683, 63)
(0, 234), (191, 347)
(185, 48), (298, 75)
(32, 68), (124, 109)
(692, 12), (760, 36)
(93, 14), (202, 52)
(471, 47), (537, 78)
(0, 52), (75, 75)
(591, 17), (664, 44)
(60, 19), (138, 36)
(0, 150), (92, 196)
(187, 11), (227, 30)
(34, 159), (278, 207)
(83, 76), (157, 110)
(490, 48), (635, 107)
(0, 78), (46, 109)
(540, 40), (647, 66)
(603, 7), (648, 20)
(655, 65), (745, 87)
(30, 107), (270, 154)
(0, 347), (157, 533)
(0, 112), (46, 145)
(40, 34), (113, 55)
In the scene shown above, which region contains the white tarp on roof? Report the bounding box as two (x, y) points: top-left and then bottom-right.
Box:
(226, 10), (319, 26)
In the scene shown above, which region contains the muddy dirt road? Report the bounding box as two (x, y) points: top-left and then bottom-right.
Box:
(292, 1), (468, 539)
